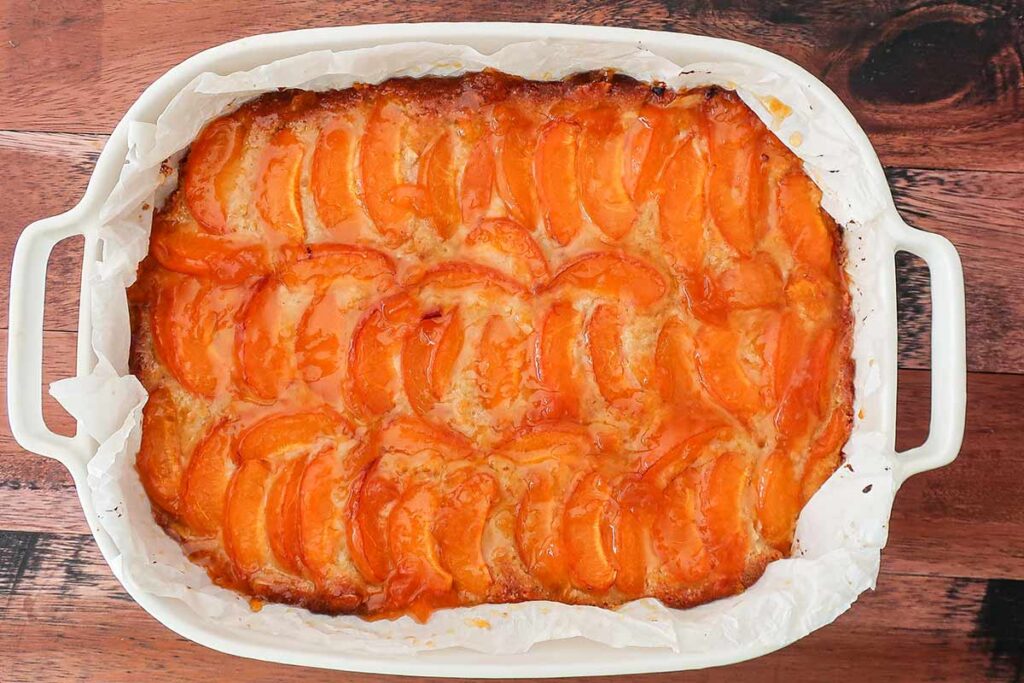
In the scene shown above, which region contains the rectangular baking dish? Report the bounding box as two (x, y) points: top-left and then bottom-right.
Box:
(6, 22), (966, 677)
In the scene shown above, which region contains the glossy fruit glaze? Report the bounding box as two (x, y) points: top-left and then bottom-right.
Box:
(128, 71), (854, 622)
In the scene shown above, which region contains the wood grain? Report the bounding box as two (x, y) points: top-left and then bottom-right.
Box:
(2, 1), (1022, 680)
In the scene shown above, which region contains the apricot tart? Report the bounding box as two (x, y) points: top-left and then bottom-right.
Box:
(129, 71), (854, 620)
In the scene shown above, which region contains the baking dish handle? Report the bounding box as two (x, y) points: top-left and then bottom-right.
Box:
(7, 213), (92, 472)
(891, 222), (967, 483)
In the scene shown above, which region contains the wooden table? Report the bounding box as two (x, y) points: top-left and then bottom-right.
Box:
(1, 2), (1021, 681)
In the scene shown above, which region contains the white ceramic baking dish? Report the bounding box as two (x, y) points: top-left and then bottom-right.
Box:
(7, 23), (966, 677)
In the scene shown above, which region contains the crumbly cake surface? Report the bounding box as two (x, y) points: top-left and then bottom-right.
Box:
(128, 71), (854, 620)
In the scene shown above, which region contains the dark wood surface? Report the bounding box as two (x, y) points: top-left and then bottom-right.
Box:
(1, 2), (1021, 681)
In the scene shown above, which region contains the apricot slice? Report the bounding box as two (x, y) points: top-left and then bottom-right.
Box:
(577, 107), (636, 240)
(515, 470), (570, 592)
(626, 104), (685, 205)
(348, 293), (419, 417)
(436, 472), (498, 596)
(295, 292), (348, 403)
(349, 466), (399, 583)
(255, 127), (306, 244)
(224, 459), (273, 579)
(657, 135), (707, 274)
(281, 243), (395, 291)
(402, 309), (464, 415)
(184, 113), (249, 234)
(460, 135), (495, 227)
(266, 455), (309, 576)
(499, 423), (595, 464)
(180, 422), (234, 536)
(695, 324), (764, 420)
(475, 315), (527, 410)
(236, 278), (295, 401)
(642, 426), (724, 491)
(774, 320), (837, 442)
(777, 171), (835, 272)
(654, 317), (708, 410)
(237, 408), (350, 462)
(546, 252), (666, 309)
(587, 304), (637, 406)
(465, 218), (550, 286)
(534, 120), (584, 246)
(361, 99), (421, 246)
(535, 301), (583, 421)
(149, 217), (270, 284)
(564, 472), (615, 591)
(700, 451), (752, 580)
(613, 476), (658, 596)
(411, 261), (528, 299)
(299, 448), (361, 594)
(800, 406), (851, 504)
(755, 449), (800, 553)
(718, 254), (784, 309)
(311, 120), (358, 233)
(417, 130), (461, 239)
(136, 388), (183, 515)
(493, 104), (540, 229)
(653, 470), (711, 583)
(386, 484), (453, 610)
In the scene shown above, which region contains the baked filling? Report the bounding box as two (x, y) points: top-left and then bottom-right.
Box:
(129, 71), (854, 620)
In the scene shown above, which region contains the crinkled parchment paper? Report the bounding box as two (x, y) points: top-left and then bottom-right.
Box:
(50, 40), (895, 657)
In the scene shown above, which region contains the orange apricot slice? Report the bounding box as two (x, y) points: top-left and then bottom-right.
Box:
(475, 315), (527, 410)
(800, 406), (851, 504)
(587, 303), (636, 406)
(695, 324), (764, 420)
(493, 104), (540, 229)
(564, 471), (616, 592)
(657, 134), (707, 274)
(626, 104), (685, 205)
(149, 216), (270, 284)
(349, 466), (399, 584)
(411, 261), (528, 299)
(311, 120), (358, 233)
(515, 470), (571, 592)
(348, 293), (419, 417)
(577, 107), (636, 240)
(237, 408), (350, 462)
(386, 484), (453, 611)
(281, 243), (395, 291)
(361, 99), (421, 246)
(436, 472), (499, 597)
(535, 301), (583, 421)
(401, 309), (464, 415)
(654, 317), (708, 410)
(534, 119), (584, 246)
(700, 451), (751, 580)
(255, 127), (306, 244)
(223, 459), (273, 579)
(417, 130), (461, 239)
(718, 254), (785, 310)
(654, 470), (711, 583)
(266, 455), (309, 577)
(136, 388), (183, 515)
(613, 476), (659, 596)
(236, 278), (295, 401)
(465, 218), (550, 286)
(777, 172), (835, 273)
(545, 252), (667, 309)
(755, 449), (800, 553)
(180, 422), (234, 536)
(184, 113), (249, 235)
(460, 135), (495, 226)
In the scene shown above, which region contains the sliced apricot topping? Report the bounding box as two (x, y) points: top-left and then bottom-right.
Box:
(180, 422), (234, 536)
(311, 119), (358, 233)
(695, 324), (764, 420)
(476, 315), (527, 410)
(587, 304), (638, 406)
(349, 466), (399, 583)
(224, 459), (273, 579)
(361, 99), (421, 246)
(700, 451), (751, 580)
(654, 317), (708, 410)
(465, 218), (550, 286)
(515, 470), (570, 592)
(756, 449), (800, 553)
(348, 293), (419, 417)
(719, 254), (784, 309)
(777, 171), (835, 272)
(564, 472), (615, 591)
(577, 108), (636, 240)
(460, 135), (495, 226)
(411, 261), (528, 299)
(237, 408), (350, 462)
(657, 135), (707, 274)
(534, 119), (584, 246)
(184, 113), (249, 234)
(436, 472), (498, 596)
(236, 278), (295, 401)
(626, 104), (686, 205)
(136, 388), (183, 515)
(417, 130), (461, 239)
(149, 216), (270, 284)
(295, 291), (348, 403)
(800, 406), (851, 504)
(266, 454), (309, 577)
(401, 309), (463, 415)
(281, 243), (395, 291)
(493, 104), (540, 229)
(255, 127), (306, 244)
(299, 448), (359, 590)
(613, 476), (658, 596)
(386, 484), (453, 610)
(705, 93), (766, 256)
(535, 301), (583, 421)
(546, 252), (666, 309)
(653, 471), (711, 583)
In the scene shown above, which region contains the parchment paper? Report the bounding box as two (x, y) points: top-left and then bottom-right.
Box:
(50, 40), (894, 656)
